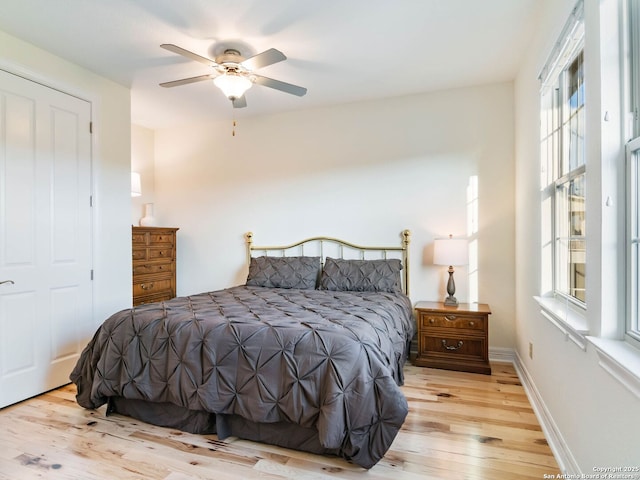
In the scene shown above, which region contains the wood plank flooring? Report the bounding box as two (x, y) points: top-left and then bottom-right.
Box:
(0, 362), (560, 479)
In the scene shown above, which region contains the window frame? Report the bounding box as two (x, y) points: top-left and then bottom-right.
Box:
(540, 35), (586, 310)
(626, 0), (640, 346)
(627, 134), (640, 346)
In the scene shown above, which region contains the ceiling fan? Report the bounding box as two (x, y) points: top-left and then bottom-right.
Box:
(159, 44), (307, 108)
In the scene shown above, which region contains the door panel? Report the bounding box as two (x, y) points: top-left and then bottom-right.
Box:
(0, 69), (93, 408)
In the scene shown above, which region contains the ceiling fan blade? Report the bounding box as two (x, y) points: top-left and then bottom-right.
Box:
(160, 44), (218, 67)
(159, 74), (214, 88)
(252, 75), (307, 97)
(241, 48), (286, 70)
(232, 96), (247, 108)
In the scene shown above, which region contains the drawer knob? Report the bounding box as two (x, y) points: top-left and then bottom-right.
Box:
(140, 283), (154, 290)
(469, 321), (475, 327)
(445, 315), (457, 321)
(442, 339), (464, 351)
(429, 318), (435, 324)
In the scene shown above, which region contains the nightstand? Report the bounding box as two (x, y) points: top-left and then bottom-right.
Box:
(414, 301), (491, 375)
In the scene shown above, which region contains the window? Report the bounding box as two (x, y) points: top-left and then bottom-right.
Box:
(627, 0), (640, 342)
(540, 4), (586, 307)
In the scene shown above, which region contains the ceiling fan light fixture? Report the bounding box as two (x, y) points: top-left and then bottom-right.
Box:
(213, 72), (252, 99)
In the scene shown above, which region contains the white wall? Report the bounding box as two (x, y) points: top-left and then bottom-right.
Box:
(151, 82), (516, 349)
(131, 124), (155, 226)
(515, 0), (639, 472)
(0, 30), (132, 323)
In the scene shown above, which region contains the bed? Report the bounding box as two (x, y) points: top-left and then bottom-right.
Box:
(70, 230), (415, 469)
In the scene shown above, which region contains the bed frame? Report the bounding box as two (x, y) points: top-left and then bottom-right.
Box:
(245, 229), (411, 296)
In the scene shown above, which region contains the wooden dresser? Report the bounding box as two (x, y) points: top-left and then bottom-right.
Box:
(132, 226), (179, 306)
(414, 301), (491, 375)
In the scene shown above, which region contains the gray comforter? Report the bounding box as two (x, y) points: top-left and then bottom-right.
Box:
(70, 285), (415, 468)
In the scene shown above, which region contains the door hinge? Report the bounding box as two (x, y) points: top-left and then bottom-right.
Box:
(89, 121), (93, 133)
(89, 195), (93, 207)
(90, 270), (94, 280)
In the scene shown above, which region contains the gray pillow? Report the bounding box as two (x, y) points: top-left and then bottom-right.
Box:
(246, 256), (321, 289)
(320, 257), (403, 293)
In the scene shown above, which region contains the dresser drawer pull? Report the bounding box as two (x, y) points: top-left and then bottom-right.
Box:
(140, 283), (154, 290)
(469, 321), (475, 327)
(429, 318), (435, 324)
(445, 315), (457, 321)
(442, 339), (464, 351)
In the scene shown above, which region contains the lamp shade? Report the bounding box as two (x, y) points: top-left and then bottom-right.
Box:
(213, 73), (252, 99)
(433, 236), (468, 266)
(131, 172), (142, 197)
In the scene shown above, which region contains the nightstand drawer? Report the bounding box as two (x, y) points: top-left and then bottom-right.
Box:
(419, 333), (486, 361)
(419, 312), (485, 330)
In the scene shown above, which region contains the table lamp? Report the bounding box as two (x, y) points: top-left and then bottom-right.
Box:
(433, 235), (469, 306)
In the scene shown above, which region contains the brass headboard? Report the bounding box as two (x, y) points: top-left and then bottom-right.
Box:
(245, 230), (411, 295)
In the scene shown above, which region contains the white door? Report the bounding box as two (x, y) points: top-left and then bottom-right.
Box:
(0, 69), (93, 408)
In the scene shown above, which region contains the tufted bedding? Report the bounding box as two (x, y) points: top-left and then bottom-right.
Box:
(70, 285), (415, 468)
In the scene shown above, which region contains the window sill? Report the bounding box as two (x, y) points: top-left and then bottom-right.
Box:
(533, 296), (589, 350)
(586, 337), (640, 400)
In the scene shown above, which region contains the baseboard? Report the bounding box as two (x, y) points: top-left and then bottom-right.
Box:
(511, 351), (580, 475)
(489, 346), (516, 363)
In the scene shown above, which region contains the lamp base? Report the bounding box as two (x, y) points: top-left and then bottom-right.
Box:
(444, 267), (458, 306)
(444, 295), (459, 306)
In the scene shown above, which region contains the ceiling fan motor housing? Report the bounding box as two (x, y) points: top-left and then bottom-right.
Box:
(216, 49), (245, 65)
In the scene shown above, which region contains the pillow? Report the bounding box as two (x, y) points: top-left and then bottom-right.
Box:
(246, 256), (321, 290)
(320, 257), (403, 293)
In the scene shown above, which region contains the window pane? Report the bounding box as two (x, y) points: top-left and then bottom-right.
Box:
(631, 148), (640, 335)
(577, 106), (585, 167)
(570, 175), (586, 302)
(556, 174), (586, 303)
(632, 238), (639, 334)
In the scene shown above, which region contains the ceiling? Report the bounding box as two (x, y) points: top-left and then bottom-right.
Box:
(0, 0), (541, 130)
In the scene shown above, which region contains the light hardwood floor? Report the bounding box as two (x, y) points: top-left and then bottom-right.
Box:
(0, 362), (559, 479)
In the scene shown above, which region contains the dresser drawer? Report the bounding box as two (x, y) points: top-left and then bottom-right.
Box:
(419, 312), (485, 331)
(149, 233), (174, 246)
(133, 263), (173, 276)
(133, 278), (172, 298)
(148, 247), (173, 260)
(132, 232), (146, 245)
(134, 292), (174, 306)
(132, 247), (147, 261)
(133, 247), (174, 262)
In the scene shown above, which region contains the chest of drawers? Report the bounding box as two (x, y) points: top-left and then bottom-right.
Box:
(132, 226), (178, 306)
(414, 301), (491, 375)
